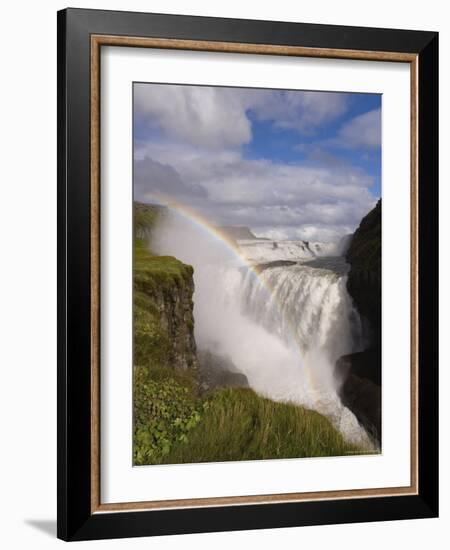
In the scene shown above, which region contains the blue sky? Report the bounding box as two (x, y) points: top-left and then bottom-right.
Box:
(244, 93), (381, 198)
(133, 84), (381, 241)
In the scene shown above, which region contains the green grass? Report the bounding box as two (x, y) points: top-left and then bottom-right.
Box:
(133, 202), (192, 294)
(134, 239), (193, 293)
(158, 387), (363, 464)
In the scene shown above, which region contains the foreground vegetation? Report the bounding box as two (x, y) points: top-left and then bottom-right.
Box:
(134, 361), (363, 465)
(134, 365), (202, 465)
(160, 387), (363, 464)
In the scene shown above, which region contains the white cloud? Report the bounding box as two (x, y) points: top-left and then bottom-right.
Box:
(134, 84), (350, 150)
(135, 140), (376, 240)
(133, 84), (378, 241)
(134, 156), (207, 201)
(337, 108), (381, 149)
(134, 84), (252, 149)
(249, 90), (348, 133)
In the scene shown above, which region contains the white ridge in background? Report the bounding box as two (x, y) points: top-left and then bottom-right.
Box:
(238, 239), (341, 263)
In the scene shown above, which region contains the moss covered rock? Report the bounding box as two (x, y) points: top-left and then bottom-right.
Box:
(134, 239), (198, 372)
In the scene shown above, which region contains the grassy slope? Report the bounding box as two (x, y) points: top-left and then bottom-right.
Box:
(133, 202), (364, 466)
(135, 361), (362, 466)
(161, 388), (362, 464)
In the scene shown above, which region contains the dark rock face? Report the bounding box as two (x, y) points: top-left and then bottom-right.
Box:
(346, 199), (381, 350)
(197, 350), (249, 394)
(133, 201), (198, 373)
(146, 278), (199, 372)
(335, 351), (381, 440)
(337, 200), (382, 443)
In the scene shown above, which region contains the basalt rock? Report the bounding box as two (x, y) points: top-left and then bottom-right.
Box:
(337, 201), (382, 444)
(144, 276), (199, 372)
(133, 201), (198, 374)
(336, 351), (381, 441)
(345, 199), (381, 350)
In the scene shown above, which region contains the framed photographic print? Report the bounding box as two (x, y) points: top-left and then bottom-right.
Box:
(57, 8), (439, 541)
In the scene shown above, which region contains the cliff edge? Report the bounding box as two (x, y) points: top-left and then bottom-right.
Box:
(337, 200), (382, 443)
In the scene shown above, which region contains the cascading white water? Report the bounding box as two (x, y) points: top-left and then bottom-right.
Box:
(153, 211), (374, 448)
(239, 262), (363, 371)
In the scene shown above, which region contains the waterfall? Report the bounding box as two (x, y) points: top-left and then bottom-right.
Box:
(239, 263), (363, 371)
(152, 212), (374, 448)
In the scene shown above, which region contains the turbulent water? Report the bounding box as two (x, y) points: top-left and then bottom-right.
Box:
(239, 259), (363, 367)
(153, 213), (373, 448)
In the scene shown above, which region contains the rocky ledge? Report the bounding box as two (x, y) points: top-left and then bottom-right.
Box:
(197, 349), (249, 394)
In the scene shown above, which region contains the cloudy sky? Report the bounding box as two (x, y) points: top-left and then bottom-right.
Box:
(133, 83), (381, 241)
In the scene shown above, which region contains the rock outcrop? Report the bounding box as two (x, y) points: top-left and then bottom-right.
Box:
(337, 200), (382, 443)
(346, 199), (381, 350)
(133, 201), (199, 375)
(141, 268), (199, 372)
(197, 350), (249, 394)
(335, 350), (381, 440)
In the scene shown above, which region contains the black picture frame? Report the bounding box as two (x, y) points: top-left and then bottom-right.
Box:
(57, 7), (438, 541)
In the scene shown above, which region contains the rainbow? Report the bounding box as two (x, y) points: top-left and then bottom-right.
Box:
(150, 196), (280, 300)
(145, 196), (323, 391)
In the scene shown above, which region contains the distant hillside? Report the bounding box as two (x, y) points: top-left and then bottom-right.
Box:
(217, 226), (258, 241)
(134, 201), (167, 241)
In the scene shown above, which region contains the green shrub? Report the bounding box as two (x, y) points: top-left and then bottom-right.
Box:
(133, 365), (202, 465)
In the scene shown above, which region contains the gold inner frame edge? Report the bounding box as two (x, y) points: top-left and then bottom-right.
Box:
(90, 34), (419, 514)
